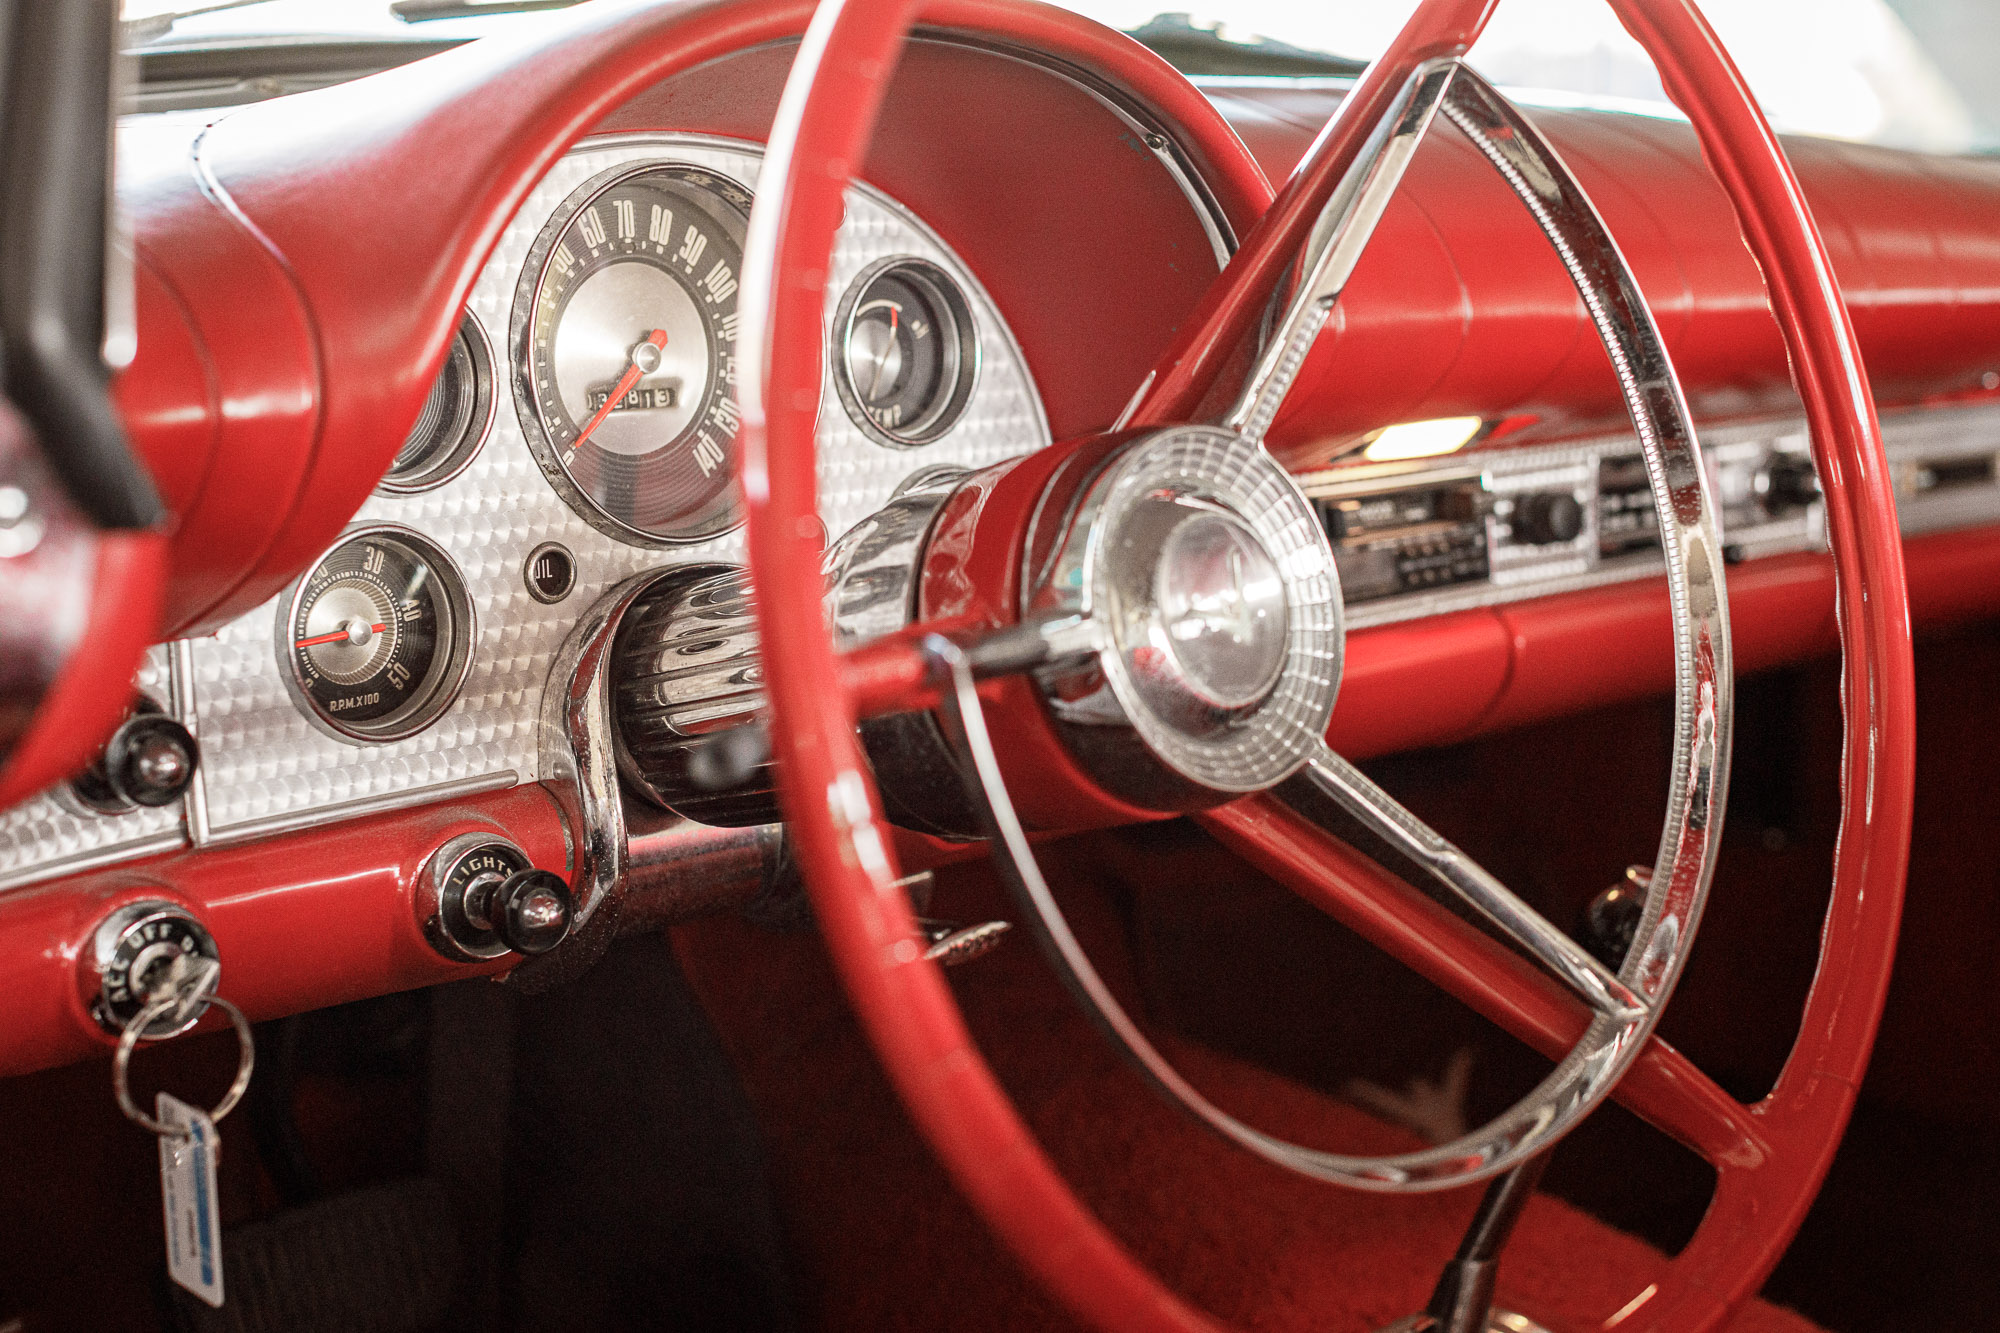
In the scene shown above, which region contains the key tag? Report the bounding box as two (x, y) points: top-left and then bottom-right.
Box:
(156, 1092), (224, 1307)
(111, 954), (255, 1309)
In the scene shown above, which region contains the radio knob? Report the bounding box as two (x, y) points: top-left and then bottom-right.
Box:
(1762, 454), (1821, 515)
(1513, 491), (1584, 545)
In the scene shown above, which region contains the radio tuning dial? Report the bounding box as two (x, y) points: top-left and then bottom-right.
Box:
(1762, 454), (1822, 515)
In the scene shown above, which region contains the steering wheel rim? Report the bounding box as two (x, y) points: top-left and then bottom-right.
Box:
(737, 0), (1914, 1328)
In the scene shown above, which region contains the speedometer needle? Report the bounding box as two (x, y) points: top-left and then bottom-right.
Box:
(295, 621), (386, 649)
(574, 328), (669, 448)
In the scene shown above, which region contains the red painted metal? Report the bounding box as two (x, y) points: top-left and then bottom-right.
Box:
(744, 3), (1913, 1333)
(0, 784), (566, 1079)
(911, 435), (1172, 829)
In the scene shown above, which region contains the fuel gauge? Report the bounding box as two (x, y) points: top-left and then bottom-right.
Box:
(833, 258), (978, 447)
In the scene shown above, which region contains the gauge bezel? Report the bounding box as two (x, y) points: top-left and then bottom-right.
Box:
(510, 160), (752, 549)
(379, 310), (496, 496)
(831, 256), (982, 449)
(276, 524), (478, 746)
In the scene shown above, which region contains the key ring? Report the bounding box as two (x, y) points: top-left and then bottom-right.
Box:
(112, 991), (256, 1139)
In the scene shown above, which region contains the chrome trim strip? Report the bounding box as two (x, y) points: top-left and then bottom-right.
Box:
(196, 771), (520, 849)
(0, 830), (186, 893)
(171, 637), (210, 847)
(1288, 64), (1728, 1187)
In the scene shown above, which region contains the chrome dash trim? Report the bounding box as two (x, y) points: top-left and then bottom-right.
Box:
(197, 771), (519, 849)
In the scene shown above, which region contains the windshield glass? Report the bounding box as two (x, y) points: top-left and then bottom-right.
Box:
(122, 0), (1997, 154)
(1061, 0), (1993, 154)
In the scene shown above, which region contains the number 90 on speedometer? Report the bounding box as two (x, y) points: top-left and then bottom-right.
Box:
(511, 163), (751, 546)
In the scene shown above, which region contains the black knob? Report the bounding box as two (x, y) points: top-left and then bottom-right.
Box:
(471, 869), (573, 956)
(1513, 491), (1584, 545)
(1582, 866), (1651, 970)
(1763, 454), (1821, 515)
(105, 713), (199, 807)
(67, 701), (199, 815)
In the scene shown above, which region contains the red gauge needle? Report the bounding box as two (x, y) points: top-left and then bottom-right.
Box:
(574, 328), (669, 448)
(866, 306), (899, 401)
(294, 621), (386, 650)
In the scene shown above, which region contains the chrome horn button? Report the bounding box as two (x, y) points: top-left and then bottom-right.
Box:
(1026, 425), (1343, 802)
(1150, 502), (1290, 713)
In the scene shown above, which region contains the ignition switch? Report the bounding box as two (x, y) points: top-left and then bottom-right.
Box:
(85, 900), (221, 1037)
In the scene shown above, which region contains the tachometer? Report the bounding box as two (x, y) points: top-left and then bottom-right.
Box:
(512, 163), (750, 545)
(279, 527), (474, 743)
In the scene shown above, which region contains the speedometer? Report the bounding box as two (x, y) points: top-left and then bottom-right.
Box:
(512, 164), (750, 546)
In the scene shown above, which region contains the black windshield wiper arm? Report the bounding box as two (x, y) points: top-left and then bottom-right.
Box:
(389, 0), (586, 20)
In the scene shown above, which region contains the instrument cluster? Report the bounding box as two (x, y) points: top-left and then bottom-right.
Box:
(0, 133), (1051, 887)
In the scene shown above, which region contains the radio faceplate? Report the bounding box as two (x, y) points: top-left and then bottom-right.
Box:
(1318, 480), (1490, 603)
(1301, 403), (2000, 629)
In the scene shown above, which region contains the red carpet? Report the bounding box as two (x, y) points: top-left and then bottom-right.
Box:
(674, 855), (1824, 1333)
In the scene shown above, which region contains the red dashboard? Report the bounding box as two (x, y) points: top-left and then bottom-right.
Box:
(1, 0), (1996, 1085)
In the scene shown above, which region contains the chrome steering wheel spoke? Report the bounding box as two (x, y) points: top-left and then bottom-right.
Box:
(1224, 57), (1461, 448)
(888, 58), (1729, 1193)
(1284, 742), (1648, 1022)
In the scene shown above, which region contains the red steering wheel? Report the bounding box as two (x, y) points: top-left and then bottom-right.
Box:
(737, 1), (1914, 1328)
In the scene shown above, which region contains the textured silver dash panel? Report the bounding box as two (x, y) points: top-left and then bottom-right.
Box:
(0, 647), (185, 889)
(185, 134), (1052, 840)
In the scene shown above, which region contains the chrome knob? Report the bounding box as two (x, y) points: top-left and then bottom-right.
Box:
(465, 868), (573, 956)
(1761, 453), (1821, 515)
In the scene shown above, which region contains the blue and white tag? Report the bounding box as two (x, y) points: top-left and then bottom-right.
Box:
(156, 1092), (224, 1307)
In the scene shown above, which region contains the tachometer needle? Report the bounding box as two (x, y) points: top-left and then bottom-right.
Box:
(295, 621), (386, 649)
(574, 328), (669, 448)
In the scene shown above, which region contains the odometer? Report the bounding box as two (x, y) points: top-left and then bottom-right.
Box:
(512, 163), (750, 545)
(280, 527), (474, 743)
